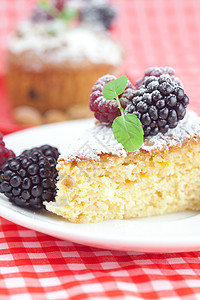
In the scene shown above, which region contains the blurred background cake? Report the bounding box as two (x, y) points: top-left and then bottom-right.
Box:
(6, 0), (123, 125)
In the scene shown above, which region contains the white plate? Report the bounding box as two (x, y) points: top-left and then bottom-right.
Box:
(1, 119), (200, 253)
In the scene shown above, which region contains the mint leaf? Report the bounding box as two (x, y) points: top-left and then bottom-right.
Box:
(114, 76), (128, 96)
(102, 75), (143, 152)
(60, 8), (78, 21)
(112, 114), (144, 152)
(103, 80), (116, 100)
(103, 75), (128, 100)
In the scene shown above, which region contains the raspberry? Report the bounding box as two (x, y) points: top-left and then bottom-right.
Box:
(0, 151), (56, 209)
(90, 74), (136, 125)
(0, 133), (15, 168)
(80, 0), (115, 30)
(125, 75), (189, 137)
(136, 67), (183, 88)
(53, 0), (65, 11)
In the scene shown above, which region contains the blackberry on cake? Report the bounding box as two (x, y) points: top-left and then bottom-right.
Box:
(125, 75), (189, 136)
(136, 66), (183, 88)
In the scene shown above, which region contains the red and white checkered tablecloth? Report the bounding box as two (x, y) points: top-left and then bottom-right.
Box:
(1, 216), (200, 300)
(1, 0), (200, 299)
(1, 217), (200, 300)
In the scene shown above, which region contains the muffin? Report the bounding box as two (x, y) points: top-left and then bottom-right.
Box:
(6, 0), (122, 125)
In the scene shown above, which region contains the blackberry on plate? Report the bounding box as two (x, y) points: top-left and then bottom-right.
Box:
(22, 145), (60, 180)
(90, 74), (135, 125)
(125, 75), (189, 137)
(0, 151), (56, 209)
(80, 0), (115, 30)
(136, 66), (183, 88)
(22, 144), (60, 160)
(0, 133), (15, 168)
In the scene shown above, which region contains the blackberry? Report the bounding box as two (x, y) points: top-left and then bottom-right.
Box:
(125, 75), (189, 137)
(22, 145), (60, 180)
(145, 66), (174, 77)
(80, 0), (115, 30)
(136, 66), (183, 88)
(90, 74), (135, 125)
(0, 151), (56, 209)
(31, 8), (53, 22)
(22, 144), (59, 160)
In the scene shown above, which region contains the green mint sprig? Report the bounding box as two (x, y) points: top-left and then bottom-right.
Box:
(103, 76), (144, 152)
(60, 8), (78, 22)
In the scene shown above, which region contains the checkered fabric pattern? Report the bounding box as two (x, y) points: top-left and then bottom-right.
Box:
(1, 217), (200, 300)
(1, 0), (200, 299)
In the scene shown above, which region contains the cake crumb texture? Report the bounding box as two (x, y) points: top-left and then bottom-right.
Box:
(45, 140), (200, 223)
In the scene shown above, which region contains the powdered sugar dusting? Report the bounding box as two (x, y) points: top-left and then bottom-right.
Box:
(59, 111), (200, 164)
(8, 20), (122, 70)
(60, 123), (127, 163)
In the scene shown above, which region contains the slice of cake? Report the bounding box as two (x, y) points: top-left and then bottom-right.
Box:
(45, 110), (200, 223)
(45, 71), (200, 223)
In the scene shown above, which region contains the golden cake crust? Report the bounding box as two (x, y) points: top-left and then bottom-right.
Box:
(57, 135), (200, 168)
